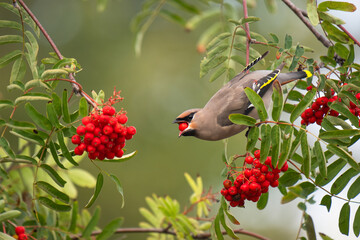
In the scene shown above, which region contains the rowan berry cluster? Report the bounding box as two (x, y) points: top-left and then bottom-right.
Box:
(220, 150), (288, 207)
(301, 85), (360, 126)
(72, 105), (136, 160)
(15, 226), (28, 240)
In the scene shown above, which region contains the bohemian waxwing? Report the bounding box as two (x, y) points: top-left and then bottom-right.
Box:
(174, 51), (312, 141)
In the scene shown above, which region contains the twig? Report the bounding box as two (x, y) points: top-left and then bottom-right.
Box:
(70, 227), (270, 240)
(281, 0), (332, 48)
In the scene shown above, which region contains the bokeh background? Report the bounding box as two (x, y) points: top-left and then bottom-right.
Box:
(0, 0), (360, 239)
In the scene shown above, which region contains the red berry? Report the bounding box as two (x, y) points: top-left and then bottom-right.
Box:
(99, 114), (111, 124)
(240, 183), (250, 193)
(93, 127), (102, 136)
(252, 168), (261, 177)
(109, 117), (118, 126)
(257, 174), (266, 183)
(74, 146), (84, 155)
(114, 123), (124, 133)
(76, 125), (86, 136)
(309, 116), (316, 123)
(88, 152), (99, 160)
(316, 118), (323, 125)
(178, 122), (188, 131)
(223, 179), (232, 189)
(78, 143), (86, 151)
(329, 110), (339, 117)
(304, 108), (313, 117)
(254, 150), (260, 159)
(350, 101), (357, 109)
(85, 123), (95, 132)
(316, 97), (328, 106)
(228, 186), (237, 195)
(115, 149), (124, 158)
(15, 226), (25, 235)
(98, 153), (106, 160)
(97, 144), (106, 153)
(249, 182), (261, 192)
(244, 169), (252, 178)
(266, 172), (274, 182)
(87, 145), (96, 154)
(236, 174), (245, 183)
(106, 141), (114, 149)
(117, 114), (128, 124)
(84, 132), (94, 143)
(281, 162), (289, 172)
(106, 151), (115, 159)
(102, 106), (116, 116)
(225, 194), (233, 201)
(82, 116), (92, 125)
(127, 126), (137, 135)
(71, 135), (81, 144)
(230, 200), (240, 207)
(91, 137), (101, 147)
(115, 136), (126, 145)
(356, 93), (360, 100)
(253, 159), (262, 168)
(264, 156), (272, 166)
(103, 125), (114, 135)
(18, 234), (28, 240)
(306, 85), (313, 91)
(125, 133), (133, 140)
(261, 180), (270, 188)
(109, 133), (119, 140)
(301, 119), (308, 126)
(314, 110), (324, 119)
(270, 179), (279, 187)
(245, 156), (254, 164)
(100, 135), (109, 144)
(220, 188), (228, 196)
(311, 102), (320, 111)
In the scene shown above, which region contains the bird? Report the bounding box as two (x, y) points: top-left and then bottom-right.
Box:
(173, 51), (312, 141)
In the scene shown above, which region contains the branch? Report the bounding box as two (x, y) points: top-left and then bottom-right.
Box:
(15, 0), (97, 108)
(70, 227), (271, 240)
(242, 0), (251, 65)
(281, 0), (332, 48)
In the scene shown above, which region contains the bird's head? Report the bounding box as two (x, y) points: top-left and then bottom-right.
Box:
(173, 108), (201, 137)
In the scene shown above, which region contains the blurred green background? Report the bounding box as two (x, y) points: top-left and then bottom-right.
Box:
(1, 0), (359, 239)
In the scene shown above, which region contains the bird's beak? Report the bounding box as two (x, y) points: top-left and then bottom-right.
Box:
(173, 118), (182, 124)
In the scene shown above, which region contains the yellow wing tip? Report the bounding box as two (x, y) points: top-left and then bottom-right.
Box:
(304, 70), (312, 78)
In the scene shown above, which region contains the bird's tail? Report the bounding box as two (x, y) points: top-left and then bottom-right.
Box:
(241, 51), (269, 73)
(278, 70), (312, 85)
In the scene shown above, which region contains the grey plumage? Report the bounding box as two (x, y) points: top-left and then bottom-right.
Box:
(174, 54), (312, 141)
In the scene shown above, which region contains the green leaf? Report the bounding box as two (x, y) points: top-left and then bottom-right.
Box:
(318, 1), (356, 12)
(307, 0), (319, 26)
(0, 232), (16, 240)
(37, 181), (70, 203)
(314, 141), (327, 177)
(284, 34), (292, 49)
(271, 125), (280, 167)
(218, 203), (238, 239)
(271, 81), (283, 121)
(48, 141), (66, 169)
(10, 129), (45, 146)
(0, 20), (22, 30)
(0, 35), (23, 45)
(229, 113), (256, 126)
(319, 129), (360, 139)
(62, 90), (71, 123)
(315, 159), (346, 186)
(279, 169), (301, 187)
(334, 43), (349, 59)
(322, 21), (349, 43)
(98, 151), (137, 163)
(339, 203), (350, 235)
(46, 103), (61, 128)
(257, 192), (268, 210)
(206, 32), (232, 51)
(260, 124), (271, 163)
(278, 126), (293, 168)
(327, 144), (360, 171)
(85, 173), (104, 208)
(246, 126), (259, 152)
(38, 197), (71, 212)
(110, 174), (125, 208)
(160, 10), (186, 27)
(354, 206), (360, 237)
(330, 168), (357, 195)
(96, 217), (124, 240)
(40, 163), (66, 187)
(83, 206), (101, 237)
(68, 201), (78, 232)
(200, 55), (227, 78)
(25, 103), (52, 131)
(301, 131), (311, 178)
(68, 169), (96, 188)
(348, 176), (360, 199)
(289, 45), (305, 71)
(290, 88), (316, 123)
(320, 195), (332, 212)
(0, 100), (14, 110)
(244, 87), (268, 121)
(0, 49), (22, 68)
(213, 209), (224, 240)
(220, 197), (240, 225)
(304, 213), (316, 240)
(51, 93), (62, 117)
(79, 97), (88, 117)
(209, 65), (227, 82)
(14, 92), (52, 105)
(10, 57), (26, 83)
(57, 131), (78, 166)
(0, 210), (21, 222)
(0, 137), (15, 159)
(239, 16), (261, 24)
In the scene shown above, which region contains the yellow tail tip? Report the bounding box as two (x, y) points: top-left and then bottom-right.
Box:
(304, 70), (312, 78)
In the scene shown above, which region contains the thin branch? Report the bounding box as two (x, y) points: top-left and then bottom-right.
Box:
(70, 227), (270, 240)
(281, 0), (332, 48)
